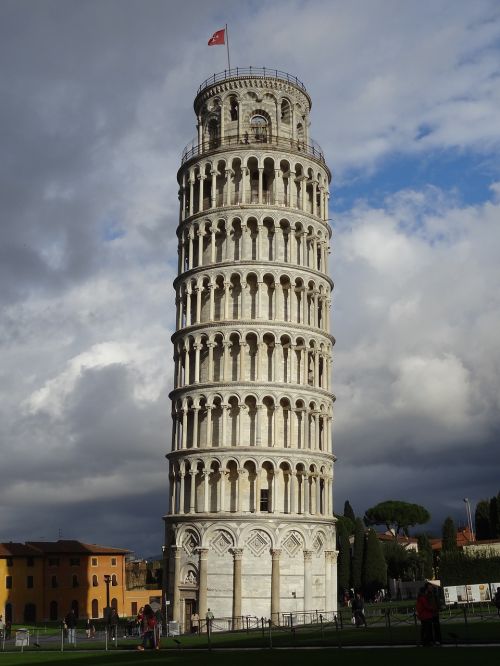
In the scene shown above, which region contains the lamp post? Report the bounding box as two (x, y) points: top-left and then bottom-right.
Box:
(103, 574), (112, 625)
(463, 498), (475, 542)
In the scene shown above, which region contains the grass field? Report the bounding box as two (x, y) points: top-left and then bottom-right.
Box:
(1, 647), (500, 666)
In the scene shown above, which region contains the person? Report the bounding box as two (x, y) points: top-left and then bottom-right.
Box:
(191, 611), (199, 633)
(137, 604), (158, 651)
(426, 582), (442, 645)
(494, 587), (500, 617)
(206, 608), (214, 633)
(85, 619), (95, 639)
(351, 593), (367, 627)
(135, 606), (144, 637)
(65, 609), (77, 646)
(416, 586), (433, 646)
(0, 614), (5, 639)
(109, 608), (118, 641)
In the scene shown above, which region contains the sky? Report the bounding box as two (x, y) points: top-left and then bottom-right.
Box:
(1, 0), (500, 556)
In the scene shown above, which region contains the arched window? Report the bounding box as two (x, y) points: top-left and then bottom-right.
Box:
(24, 603), (36, 623)
(91, 599), (99, 619)
(92, 574), (98, 587)
(251, 115), (268, 143)
(49, 600), (58, 621)
(111, 598), (118, 611)
(71, 600), (79, 618)
(207, 118), (219, 149)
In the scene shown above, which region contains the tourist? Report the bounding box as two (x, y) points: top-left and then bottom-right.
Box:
(494, 587), (500, 616)
(351, 593), (367, 627)
(64, 609), (77, 646)
(137, 604), (158, 651)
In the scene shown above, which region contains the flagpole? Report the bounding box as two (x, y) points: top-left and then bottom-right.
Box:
(225, 23), (231, 71)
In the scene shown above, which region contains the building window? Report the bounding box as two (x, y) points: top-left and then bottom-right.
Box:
(91, 599), (99, 619)
(69, 557), (80, 567)
(72, 574), (79, 588)
(49, 600), (58, 621)
(27, 575), (34, 588)
(6, 576), (12, 589)
(48, 557), (60, 567)
(260, 489), (269, 512)
(27, 557), (34, 567)
(251, 114), (268, 142)
(111, 557), (117, 567)
(111, 574), (118, 587)
(92, 574), (98, 587)
(6, 558), (13, 567)
(72, 600), (79, 619)
(131, 602), (138, 616)
(91, 557), (98, 567)
(51, 575), (58, 588)
(111, 598), (118, 611)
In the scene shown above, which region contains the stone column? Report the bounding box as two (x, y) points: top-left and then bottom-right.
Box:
(303, 550), (313, 611)
(192, 406), (199, 448)
(198, 175), (205, 213)
(211, 170), (217, 208)
(203, 470), (210, 512)
(232, 548), (244, 626)
(179, 472), (185, 514)
(172, 546), (182, 622)
(324, 550), (333, 612)
(207, 342), (214, 381)
(271, 549), (281, 624)
(197, 548), (209, 620)
(331, 551), (339, 612)
(210, 229), (217, 263)
(258, 167), (264, 204)
(189, 470), (197, 513)
(194, 344), (201, 383)
(206, 406), (212, 447)
(181, 407), (188, 449)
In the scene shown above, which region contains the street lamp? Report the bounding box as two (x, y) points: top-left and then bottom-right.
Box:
(463, 498), (475, 542)
(103, 574), (112, 623)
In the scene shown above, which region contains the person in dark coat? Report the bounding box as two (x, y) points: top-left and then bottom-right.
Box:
(352, 593), (367, 627)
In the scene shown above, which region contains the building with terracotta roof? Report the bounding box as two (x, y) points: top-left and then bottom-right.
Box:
(1, 540), (161, 624)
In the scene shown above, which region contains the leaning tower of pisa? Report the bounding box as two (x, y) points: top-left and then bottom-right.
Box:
(164, 68), (337, 629)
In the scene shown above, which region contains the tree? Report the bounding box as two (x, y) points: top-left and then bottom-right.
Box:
(364, 500), (430, 539)
(362, 529), (387, 599)
(336, 519), (351, 593)
(351, 518), (365, 590)
(475, 500), (491, 540)
(442, 516), (458, 551)
(489, 496), (499, 539)
(417, 534), (434, 579)
(343, 500), (356, 525)
(382, 541), (410, 580)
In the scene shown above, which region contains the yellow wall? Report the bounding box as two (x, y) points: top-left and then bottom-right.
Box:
(1, 556), (44, 624)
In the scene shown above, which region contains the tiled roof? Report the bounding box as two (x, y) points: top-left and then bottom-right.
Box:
(0, 542), (41, 557)
(26, 540), (130, 555)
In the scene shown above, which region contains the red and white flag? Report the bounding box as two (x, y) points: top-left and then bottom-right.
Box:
(208, 28), (225, 46)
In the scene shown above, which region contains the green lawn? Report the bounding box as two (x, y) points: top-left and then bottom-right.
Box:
(1, 648), (500, 666)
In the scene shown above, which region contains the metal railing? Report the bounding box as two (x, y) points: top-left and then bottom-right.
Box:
(181, 133), (326, 166)
(197, 67), (307, 95)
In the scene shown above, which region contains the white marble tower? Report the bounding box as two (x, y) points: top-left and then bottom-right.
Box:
(164, 68), (337, 630)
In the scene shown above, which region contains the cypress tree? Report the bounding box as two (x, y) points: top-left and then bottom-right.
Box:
(336, 520), (351, 593)
(362, 529), (387, 599)
(417, 533), (434, 579)
(475, 500), (491, 540)
(351, 517), (365, 591)
(489, 496), (499, 538)
(343, 500), (356, 525)
(442, 516), (458, 551)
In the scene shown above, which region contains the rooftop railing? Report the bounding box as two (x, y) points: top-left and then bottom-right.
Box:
(181, 133), (326, 166)
(197, 67), (307, 95)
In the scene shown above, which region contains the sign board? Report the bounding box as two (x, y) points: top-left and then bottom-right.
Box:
(168, 621), (180, 636)
(15, 629), (29, 647)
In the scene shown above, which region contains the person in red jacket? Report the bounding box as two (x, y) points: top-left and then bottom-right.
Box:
(137, 604), (158, 651)
(416, 585), (434, 646)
